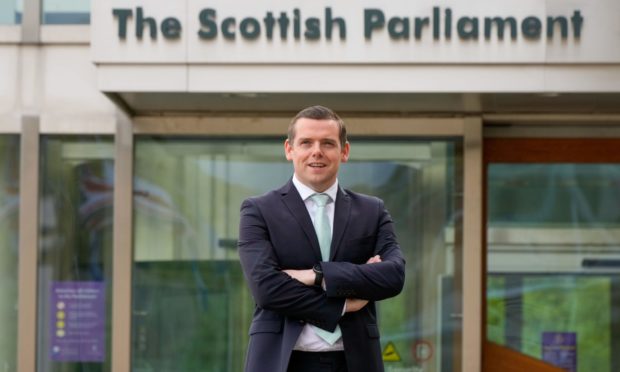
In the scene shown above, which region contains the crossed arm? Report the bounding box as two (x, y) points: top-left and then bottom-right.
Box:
(238, 198), (405, 330)
(283, 254), (383, 313)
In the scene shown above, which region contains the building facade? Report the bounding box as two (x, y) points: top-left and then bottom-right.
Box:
(1, 0), (620, 371)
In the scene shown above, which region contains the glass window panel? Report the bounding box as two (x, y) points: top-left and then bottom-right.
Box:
(132, 137), (463, 372)
(37, 136), (113, 372)
(42, 0), (89, 24)
(487, 164), (620, 372)
(488, 164), (620, 226)
(0, 0), (22, 24)
(0, 135), (19, 371)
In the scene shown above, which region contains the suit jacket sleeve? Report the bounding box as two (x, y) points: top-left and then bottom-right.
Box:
(238, 198), (345, 332)
(321, 199), (406, 301)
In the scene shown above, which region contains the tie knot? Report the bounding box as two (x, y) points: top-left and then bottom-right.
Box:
(310, 193), (331, 207)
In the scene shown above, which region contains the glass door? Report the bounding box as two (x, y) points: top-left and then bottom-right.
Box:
(130, 137), (464, 372)
(484, 139), (620, 372)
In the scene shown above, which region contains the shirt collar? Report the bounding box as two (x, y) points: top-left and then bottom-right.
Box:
(292, 174), (339, 203)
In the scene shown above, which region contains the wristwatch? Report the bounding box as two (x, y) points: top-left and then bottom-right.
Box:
(312, 263), (323, 287)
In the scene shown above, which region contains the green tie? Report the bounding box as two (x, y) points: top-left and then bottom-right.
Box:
(309, 193), (342, 345)
(311, 193), (332, 261)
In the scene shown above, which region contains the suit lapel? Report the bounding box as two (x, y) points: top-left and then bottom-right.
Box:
(280, 180), (323, 261)
(330, 186), (351, 261)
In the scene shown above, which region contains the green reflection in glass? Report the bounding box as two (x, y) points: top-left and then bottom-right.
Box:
(522, 276), (610, 372)
(43, 0), (89, 24)
(0, 135), (19, 371)
(37, 136), (113, 372)
(488, 275), (612, 371)
(486, 276), (506, 345)
(0, 0), (21, 24)
(132, 138), (462, 371)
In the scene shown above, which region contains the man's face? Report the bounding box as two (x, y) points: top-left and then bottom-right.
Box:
(285, 118), (350, 192)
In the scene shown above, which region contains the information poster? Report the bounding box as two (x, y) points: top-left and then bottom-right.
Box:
(542, 332), (577, 372)
(50, 281), (106, 362)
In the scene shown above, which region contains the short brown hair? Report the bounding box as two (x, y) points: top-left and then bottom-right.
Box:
(288, 105), (347, 147)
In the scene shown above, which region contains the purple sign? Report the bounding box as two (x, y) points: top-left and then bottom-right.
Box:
(50, 281), (106, 362)
(542, 332), (577, 372)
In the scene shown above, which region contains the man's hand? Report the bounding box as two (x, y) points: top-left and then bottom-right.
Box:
(345, 298), (369, 312)
(283, 269), (315, 286)
(366, 255), (382, 264)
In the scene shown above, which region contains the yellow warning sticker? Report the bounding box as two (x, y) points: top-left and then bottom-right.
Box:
(382, 341), (401, 362)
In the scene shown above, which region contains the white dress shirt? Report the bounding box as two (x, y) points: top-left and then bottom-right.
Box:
(291, 175), (345, 352)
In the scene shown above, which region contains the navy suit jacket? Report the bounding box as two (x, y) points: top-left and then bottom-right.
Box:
(238, 180), (405, 372)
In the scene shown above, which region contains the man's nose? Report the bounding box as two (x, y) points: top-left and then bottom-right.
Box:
(310, 143), (323, 156)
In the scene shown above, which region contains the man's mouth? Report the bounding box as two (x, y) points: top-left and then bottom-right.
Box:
(308, 163), (326, 168)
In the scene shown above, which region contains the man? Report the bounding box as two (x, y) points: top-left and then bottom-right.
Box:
(238, 105), (405, 372)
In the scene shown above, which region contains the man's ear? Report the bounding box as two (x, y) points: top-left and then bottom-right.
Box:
(340, 141), (350, 163)
(284, 139), (293, 161)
